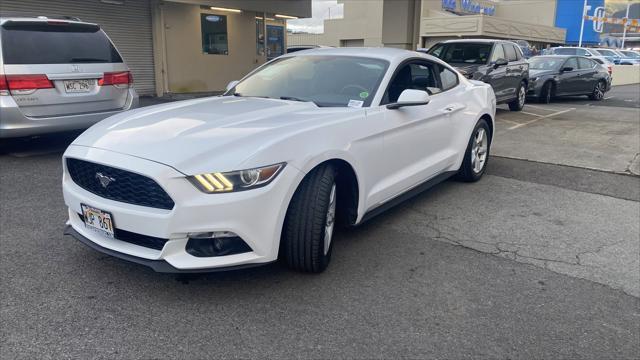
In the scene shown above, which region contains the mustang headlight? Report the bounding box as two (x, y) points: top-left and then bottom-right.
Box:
(189, 163), (285, 193)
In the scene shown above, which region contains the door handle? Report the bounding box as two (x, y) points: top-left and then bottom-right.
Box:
(441, 104), (466, 114)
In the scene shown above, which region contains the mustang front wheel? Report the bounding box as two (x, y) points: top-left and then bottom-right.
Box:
(282, 164), (337, 272)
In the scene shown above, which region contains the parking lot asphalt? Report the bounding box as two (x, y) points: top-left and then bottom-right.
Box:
(1, 86), (639, 359)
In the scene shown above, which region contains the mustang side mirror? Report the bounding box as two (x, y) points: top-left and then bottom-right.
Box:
(225, 80), (239, 92)
(494, 58), (508, 68)
(560, 67), (573, 72)
(387, 89), (430, 110)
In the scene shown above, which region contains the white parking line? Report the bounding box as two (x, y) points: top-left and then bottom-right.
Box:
(521, 111), (544, 117)
(507, 108), (575, 130)
(604, 96), (614, 100)
(497, 118), (522, 125)
(523, 104), (555, 111)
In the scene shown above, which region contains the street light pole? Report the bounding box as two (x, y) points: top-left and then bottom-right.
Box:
(621, 0), (631, 49)
(578, 0), (588, 47)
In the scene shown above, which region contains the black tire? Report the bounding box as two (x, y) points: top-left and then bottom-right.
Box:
(508, 81), (526, 111)
(456, 118), (491, 182)
(281, 164), (337, 273)
(588, 80), (606, 101)
(538, 82), (553, 104)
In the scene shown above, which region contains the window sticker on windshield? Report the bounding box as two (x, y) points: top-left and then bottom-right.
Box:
(348, 99), (364, 108)
(359, 91), (369, 99)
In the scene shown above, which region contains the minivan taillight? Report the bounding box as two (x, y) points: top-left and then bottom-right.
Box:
(99, 71), (132, 86)
(0, 75), (8, 95)
(4, 74), (54, 91)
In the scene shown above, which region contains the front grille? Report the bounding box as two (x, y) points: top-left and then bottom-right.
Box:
(78, 213), (168, 250)
(67, 158), (175, 210)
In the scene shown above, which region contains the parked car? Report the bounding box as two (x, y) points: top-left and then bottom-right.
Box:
(0, 16), (138, 138)
(511, 39), (533, 58)
(62, 48), (496, 273)
(611, 49), (640, 65)
(592, 48), (623, 65)
(592, 57), (614, 76)
(547, 46), (613, 65)
(526, 55), (610, 103)
(424, 39), (529, 111)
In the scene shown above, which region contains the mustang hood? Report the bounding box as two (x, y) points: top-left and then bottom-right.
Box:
(71, 96), (360, 174)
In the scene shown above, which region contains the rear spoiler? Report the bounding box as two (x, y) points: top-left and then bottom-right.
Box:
(2, 19), (99, 32)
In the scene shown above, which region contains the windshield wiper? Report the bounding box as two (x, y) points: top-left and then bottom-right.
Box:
(279, 96), (318, 106)
(70, 57), (109, 63)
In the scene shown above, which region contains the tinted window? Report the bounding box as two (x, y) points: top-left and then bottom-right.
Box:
(1, 22), (122, 64)
(490, 44), (505, 62)
(595, 49), (617, 57)
(428, 43), (492, 64)
(503, 44), (517, 61)
(439, 66), (458, 91)
(576, 48), (589, 56)
(513, 45), (523, 60)
(578, 57), (594, 69)
(231, 56), (389, 107)
(553, 48), (577, 55)
(386, 62), (440, 103)
(528, 57), (563, 70)
(564, 58), (578, 70)
(201, 14), (229, 55)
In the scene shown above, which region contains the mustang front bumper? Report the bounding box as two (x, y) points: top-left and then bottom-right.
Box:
(62, 145), (302, 272)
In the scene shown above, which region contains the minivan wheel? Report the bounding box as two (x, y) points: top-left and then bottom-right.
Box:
(508, 82), (526, 111)
(456, 118), (491, 182)
(539, 82), (553, 104)
(588, 81), (606, 101)
(281, 164), (337, 273)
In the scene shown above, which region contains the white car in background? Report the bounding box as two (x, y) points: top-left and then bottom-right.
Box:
(62, 48), (496, 273)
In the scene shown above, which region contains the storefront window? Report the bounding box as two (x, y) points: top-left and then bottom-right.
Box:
(201, 13), (228, 55)
(256, 15), (265, 56)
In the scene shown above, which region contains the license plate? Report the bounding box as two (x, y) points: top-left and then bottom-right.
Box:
(64, 79), (94, 93)
(81, 204), (115, 238)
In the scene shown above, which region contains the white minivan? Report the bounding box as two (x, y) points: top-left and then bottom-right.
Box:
(0, 16), (138, 138)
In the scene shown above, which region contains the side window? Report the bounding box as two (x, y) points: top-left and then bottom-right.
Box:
(490, 44), (505, 62)
(384, 61), (442, 104)
(439, 66), (458, 91)
(576, 48), (588, 56)
(513, 45), (523, 60)
(564, 57), (578, 70)
(503, 44), (517, 62)
(578, 57), (594, 69)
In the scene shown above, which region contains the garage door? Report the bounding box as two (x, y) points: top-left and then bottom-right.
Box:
(0, 0), (156, 95)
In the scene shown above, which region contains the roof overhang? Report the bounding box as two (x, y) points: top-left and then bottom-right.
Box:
(164, 0), (311, 18)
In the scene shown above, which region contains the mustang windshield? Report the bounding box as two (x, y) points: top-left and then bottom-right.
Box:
(528, 57), (563, 70)
(228, 55), (389, 107)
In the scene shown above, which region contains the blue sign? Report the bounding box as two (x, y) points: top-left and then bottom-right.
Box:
(555, 0), (604, 45)
(442, 0), (495, 16)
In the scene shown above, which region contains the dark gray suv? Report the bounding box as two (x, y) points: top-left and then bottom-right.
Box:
(424, 39), (529, 111)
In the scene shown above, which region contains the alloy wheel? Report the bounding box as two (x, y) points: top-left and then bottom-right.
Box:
(518, 86), (526, 107)
(471, 128), (488, 174)
(324, 183), (337, 255)
(594, 82), (604, 100)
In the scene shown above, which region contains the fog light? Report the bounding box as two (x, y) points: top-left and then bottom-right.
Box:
(186, 232), (252, 257)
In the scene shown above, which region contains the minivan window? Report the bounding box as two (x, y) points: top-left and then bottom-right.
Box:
(428, 43), (492, 64)
(1, 22), (123, 64)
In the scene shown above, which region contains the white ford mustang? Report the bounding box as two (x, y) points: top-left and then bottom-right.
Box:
(62, 48), (496, 273)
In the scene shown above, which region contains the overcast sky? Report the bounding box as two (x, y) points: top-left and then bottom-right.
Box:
(287, 0), (344, 33)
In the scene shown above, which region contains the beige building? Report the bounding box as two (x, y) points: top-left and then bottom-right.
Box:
(289, 0), (566, 50)
(2, 0), (312, 95)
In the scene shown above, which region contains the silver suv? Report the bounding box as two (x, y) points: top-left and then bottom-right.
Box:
(0, 17), (138, 138)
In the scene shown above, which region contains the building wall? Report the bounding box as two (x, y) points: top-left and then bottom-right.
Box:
(493, 0), (557, 27)
(161, 2), (271, 93)
(287, 0), (383, 47)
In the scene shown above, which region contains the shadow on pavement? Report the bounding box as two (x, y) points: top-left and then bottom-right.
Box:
(0, 130), (82, 157)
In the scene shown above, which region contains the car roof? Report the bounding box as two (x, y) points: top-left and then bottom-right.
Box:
(280, 46), (436, 62)
(436, 38), (514, 44)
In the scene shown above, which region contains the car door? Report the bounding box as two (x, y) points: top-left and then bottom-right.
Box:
(556, 57), (580, 95)
(577, 57), (597, 94)
(502, 43), (522, 100)
(366, 60), (460, 205)
(484, 43), (509, 102)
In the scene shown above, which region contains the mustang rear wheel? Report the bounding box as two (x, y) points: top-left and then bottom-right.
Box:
(282, 164), (337, 273)
(456, 119), (491, 182)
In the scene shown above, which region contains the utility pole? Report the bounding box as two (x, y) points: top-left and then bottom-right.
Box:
(578, 0), (588, 47)
(621, 0), (631, 49)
